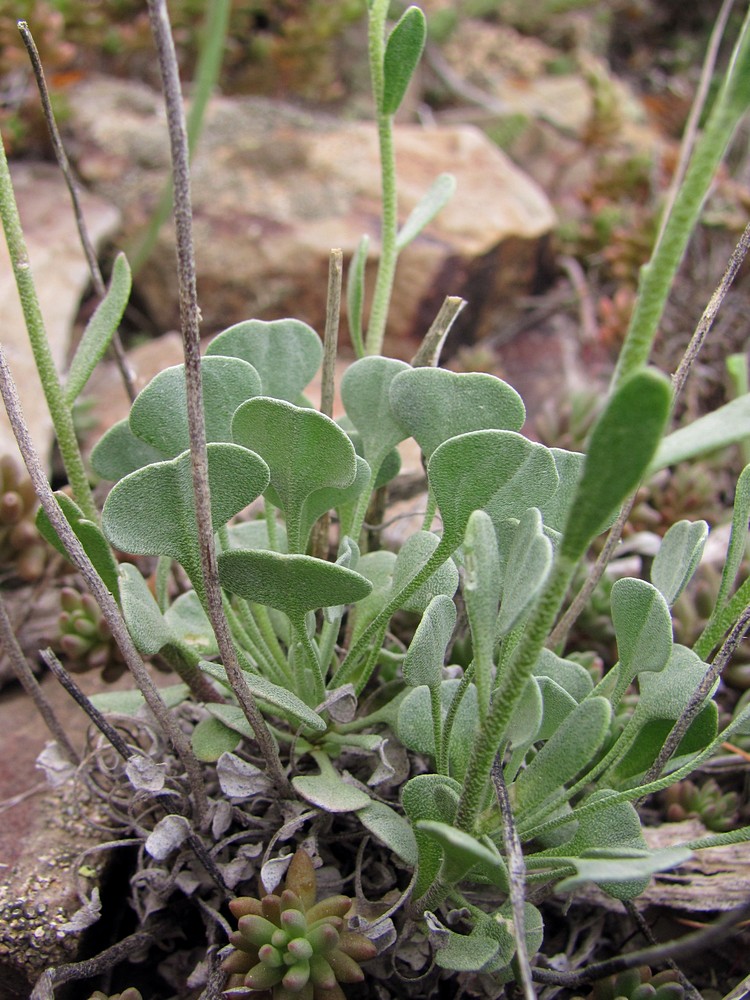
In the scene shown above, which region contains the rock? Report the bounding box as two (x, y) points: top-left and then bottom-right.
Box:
(64, 77), (555, 355)
(0, 163), (120, 467)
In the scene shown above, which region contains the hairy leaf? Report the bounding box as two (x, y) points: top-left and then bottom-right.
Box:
(561, 370), (672, 560)
(651, 519), (709, 606)
(390, 368), (525, 459)
(206, 317), (322, 402)
(381, 5), (427, 116)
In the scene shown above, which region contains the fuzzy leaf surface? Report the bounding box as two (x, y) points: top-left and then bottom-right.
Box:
(561, 370), (672, 559)
(513, 697), (611, 816)
(206, 317), (322, 402)
(102, 445), (270, 594)
(496, 508), (553, 635)
(429, 431), (558, 551)
(390, 369), (525, 459)
(612, 578), (673, 689)
(36, 492), (119, 597)
(391, 530), (459, 613)
(90, 418), (169, 481)
(130, 356), (262, 457)
(356, 801), (419, 865)
(218, 549), (371, 615)
(651, 519), (709, 606)
(717, 462), (750, 608)
(232, 397), (356, 551)
(402, 773), (461, 899)
(341, 357), (411, 476)
(396, 173), (456, 251)
(403, 593), (456, 689)
(650, 395), (750, 471)
(556, 846), (692, 892)
(65, 252), (131, 403)
(381, 5), (427, 115)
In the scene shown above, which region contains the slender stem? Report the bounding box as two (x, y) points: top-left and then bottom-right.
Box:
(642, 601), (750, 787)
(549, 495), (635, 649)
(654, 0), (736, 249)
(0, 342), (209, 824)
(611, 4), (750, 388)
(17, 21), (136, 403)
(0, 600), (80, 763)
(695, 572), (750, 658)
(455, 554), (576, 833)
(364, 0), (398, 356)
(0, 133), (97, 520)
(672, 219), (750, 400)
(321, 249), (343, 418)
(365, 114), (399, 356)
(40, 648), (130, 760)
(530, 900), (750, 988)
(311, 249), (343, 560)
(129, 0), (232, 275)
(411, 296), (467, 368)
(146, 0), (291, 798)
(492, 757), (535, 1000)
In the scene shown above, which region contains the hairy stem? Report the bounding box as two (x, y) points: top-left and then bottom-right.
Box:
(0, 134), (96, 520)
(0, 343), (209, 823)
(146, 0), (291, 797)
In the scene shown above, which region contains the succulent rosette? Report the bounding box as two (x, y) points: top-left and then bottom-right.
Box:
(223, 849), (377, 1000)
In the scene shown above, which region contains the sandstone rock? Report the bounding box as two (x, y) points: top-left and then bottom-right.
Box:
(64, 77), (555, 355)
(0, 163), (120, 467)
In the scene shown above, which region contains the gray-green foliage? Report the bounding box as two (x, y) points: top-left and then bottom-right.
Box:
(10, 0), (750, 988)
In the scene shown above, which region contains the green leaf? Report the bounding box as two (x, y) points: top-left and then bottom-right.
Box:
(513, 697), (612, 816)
(650, 396), (750, 472)
(390, 530), (459, 613)
(463, 509), (502, 719)
(435, 919), (502, 972)
(118, 563), (174, 656)
(396, 173), (456, 251)
(497, 508), (553, 636)
(561, 370), (672, 559)
(90, 682), (190, 715)
(129, 356), (262, 457)
(206, 318), (323, 402)
(191, 716), (241, 762)
(717, 463), (750, 608)
(218, 549), (372, 616)
(417, 821), (506, 884)
(164, 590), (218, 659)
(199, 665), (327, 733)
(102, 444), (270, 596)
(346, 235), (369, 358)
(293, 755), (372, 812)
(633, 643), (711, 724)
(90, 418), (169, 481)
(65, 253), (131, 403)
(341, 356), (411, 477)
(356, 801), (418, 866)
(538, 448), (585, 534)
(611, 578), (673, 690)
(381, 5), (427, 116)
(231, 397), (357, 552)
(651, 519), (709, 606)
(402, 773), (461, 898)
(538, 789), (648, 899)
(429, 431), (558, 551)
(351, 549), (396, 643)
(36, 492), (120, 597)
(533, 677), (578, 741)
(505, 677), (543, 751)
(300, 455), (372, 544)
(398, 679), (478, 780)
(556, 846), (692, 893)
(533, 648), (594, 703)
(403, 594), (456, 689)
(390, 368), (525, 460)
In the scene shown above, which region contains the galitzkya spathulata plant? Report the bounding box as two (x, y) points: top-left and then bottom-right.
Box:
(3, 0), (750, 993)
